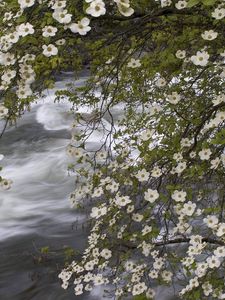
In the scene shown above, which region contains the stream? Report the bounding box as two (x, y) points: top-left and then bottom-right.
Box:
(0, 73), (178, 300)
(0, 73), (106, 300)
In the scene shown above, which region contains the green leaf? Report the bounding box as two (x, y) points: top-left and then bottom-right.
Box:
(40, 246), (49, 254)
(201, 0), (216, 5)
(187, 0), (200, 7)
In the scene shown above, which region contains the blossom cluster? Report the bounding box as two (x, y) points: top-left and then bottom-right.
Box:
(0, 0), (224, 299)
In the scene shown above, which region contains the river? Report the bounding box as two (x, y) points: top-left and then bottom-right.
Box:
(0, 73), (178, 300)
(0, 73), (107, 300)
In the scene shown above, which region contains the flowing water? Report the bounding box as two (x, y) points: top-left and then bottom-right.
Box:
(0, 73), (107, 300)
(0, 73), (178, 300)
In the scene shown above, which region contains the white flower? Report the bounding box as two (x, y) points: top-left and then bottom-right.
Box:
(182, 256), (194, 267)
(19, 53), (35, 63)
(17, 22), (34, 37)
(171, 190), (187, 202)
(1, 70), (16, 83)
(182, 201), (196, 216)
(174, 161), (187, 174)
(90, 206), (107, 219)
(162, 270), (173, 282)
(115, 195), (131, 207)
(52, 9), (72, 24)
(195, 262), (208, 277)
(201, 30), (218, 41)
(86, 0), (106, 17)
(106, 181), (119, 193)
(153, 257), (164, 270)
(149, 104), (162, 115)
(142, 225), (152, 235)
(16, 85), (33, 98)
(156, 77), (166, 87)
(146, 288), (156, 299)
(202, 282), (213, 296)
(216, 223), (225, 237)
(0, 179), (13, 190)
(84, 260), (95, 270)
(100, 248), (112, 259)
(0, 154), (4, 161)
(203, 215), (218, 229)
(214, 246), (225, 258)
(52, 0), (67, 9)
(18, 0), (35, 9)
(206, 255), (221, 268)
(7, 32), (20, 44)
(42, 26), (58, 37)
(210, 157), (220, 169)
(151, 166), (162, 177)
(175, 50), (186, 59)
(181, 138), (192, 148)
(92, 186), (103, 197)
(127, 205), (134, 213)
(175, 0), (187, 9)
(56, 39), (66, 45)
(173, 152), (183, 161)
(3, 12), (13, 22)
(216, 110), (225, 122)
(127, 58), (141, 68)
(0, 105), (8, 118)
(190, 51), (210, 66)
(132, 282), (147, 296)
(144, 188), (159, 203)
(69, 18), (91, 35)
(199, 148), (212, 160)
(117, 3), (134, 16)
(132, 213), (143, 222)
(96, 151), (107, 160)
(190, 151), (196, 158)
(0, 52), (16, 66)
(167, 92), (181, 104)
(212, 94), (225, 106)
(74, 284), (83, 295)
(149, 269), (159, 278)
(61, 281), (69, 289)
(189, 235), (203, 246)
(189, 277), (199, 288)
(212, 7), (225, 20)
(135, 169), (150, 182)
(140, 129), (154, 141)
(42, 44), (58, 57)
(161, 0), (172, 7)
(93, 274), (105, 285)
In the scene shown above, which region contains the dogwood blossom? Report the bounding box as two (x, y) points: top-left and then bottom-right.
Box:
(175, 0), (187, 9)
(167, 91), (181, 104)
(135, 169), (150, 182)
(18, 0), (35, 9)
(199, 148), (212, 160)
(190, 50), (210, 66)
(17, 22), (34, 36)
(144, 188), (159, 203)
(86, 0), (106, 17)
(42, 26), (58, 37)
(175, 49), (186, 59)
(171, 190), (187, 202)
(127, 58), (141, 68)
(212, 7), (225, 19)
(201, 30), (218, 41)
(42, 44), (58, 57)
(52, 9), (72, 24)
(69, 18), (91, 35)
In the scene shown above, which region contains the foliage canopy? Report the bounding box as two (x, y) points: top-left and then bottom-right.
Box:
(0, 0), (225, 299)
